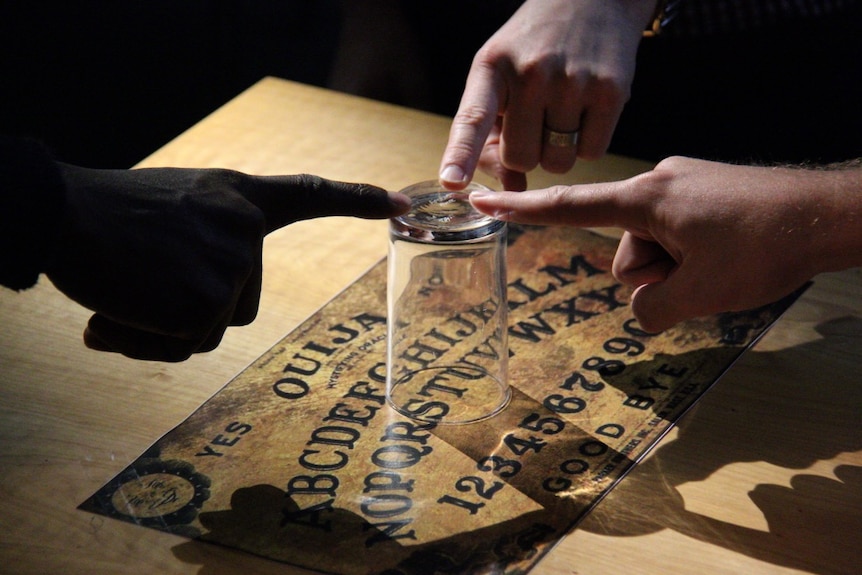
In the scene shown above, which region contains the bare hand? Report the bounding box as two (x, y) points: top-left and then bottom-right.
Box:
(469, 156), (862, 332)
(439, 0), (654, 191)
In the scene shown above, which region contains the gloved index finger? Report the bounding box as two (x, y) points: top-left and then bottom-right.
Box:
(439, 63), (507, 190)
(240, 174), (411, 234)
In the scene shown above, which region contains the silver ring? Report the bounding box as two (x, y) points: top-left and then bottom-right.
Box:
(544, 127), (580, 148)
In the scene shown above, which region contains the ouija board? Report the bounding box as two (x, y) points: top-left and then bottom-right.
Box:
(80, 225), (804, 574)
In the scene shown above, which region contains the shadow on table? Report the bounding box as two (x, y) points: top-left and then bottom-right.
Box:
(580, 316), (862, 575)
(171, 316), (861, 575)
(171, 482), (561, 575)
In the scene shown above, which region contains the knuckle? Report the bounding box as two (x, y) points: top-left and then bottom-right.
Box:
(507, 55), (561, 94)
(541, 185), (573, 207)
(631, 165), (674, 203)
(192, 167), (245, 189)
(516, 55), (552, 82)
(473, 43), (514, 70)
(286, 173), (329, 212)
(453, 103), (491, 129)
(654, 155), (688, 171)
(294, 173), (325, 191)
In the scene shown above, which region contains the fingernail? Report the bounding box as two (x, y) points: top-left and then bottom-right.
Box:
(440, 165), (467, 186)
(388, 192), (412, 212)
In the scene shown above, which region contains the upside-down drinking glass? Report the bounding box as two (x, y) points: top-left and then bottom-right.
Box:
(386, 180), (510, 425)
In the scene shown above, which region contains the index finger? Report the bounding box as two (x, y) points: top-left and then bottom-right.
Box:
(439, 62), (506, 190)
(241, 174), (411, 233)
(468, 180), (644, 230)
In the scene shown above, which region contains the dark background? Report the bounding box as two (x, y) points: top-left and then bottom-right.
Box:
(0, 1), (342, 168)
(2, 1), (860, 169)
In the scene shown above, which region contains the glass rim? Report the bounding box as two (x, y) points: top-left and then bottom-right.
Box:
(390, 180), (506, 243)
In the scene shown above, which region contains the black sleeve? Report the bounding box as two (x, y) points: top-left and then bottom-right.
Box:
(0, 136), (67, 290)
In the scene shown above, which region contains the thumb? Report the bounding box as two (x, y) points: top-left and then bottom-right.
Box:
(240, 174), (410, 233)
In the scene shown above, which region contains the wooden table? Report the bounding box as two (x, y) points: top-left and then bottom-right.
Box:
(1, 77), (859, 575)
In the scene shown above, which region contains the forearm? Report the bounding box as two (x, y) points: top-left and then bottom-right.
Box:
(799, 160), (862, 275)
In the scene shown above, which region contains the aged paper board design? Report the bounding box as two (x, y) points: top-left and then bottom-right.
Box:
(81, 225), (804, 574)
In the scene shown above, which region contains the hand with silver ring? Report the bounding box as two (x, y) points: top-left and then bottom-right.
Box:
(439, 0), (656, 191)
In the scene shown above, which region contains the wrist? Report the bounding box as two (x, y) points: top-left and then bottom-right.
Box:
(769, 164), (862, 277)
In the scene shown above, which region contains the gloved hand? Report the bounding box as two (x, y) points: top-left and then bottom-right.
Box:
(47, 165), (409, 361)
